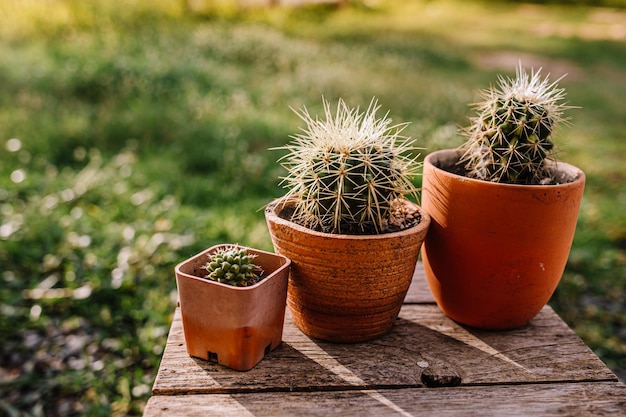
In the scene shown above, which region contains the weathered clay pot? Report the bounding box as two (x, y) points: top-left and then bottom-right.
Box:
(265, 198), (430, 343)
(421, 149), (585, 330)
(175, 245), (291, 371)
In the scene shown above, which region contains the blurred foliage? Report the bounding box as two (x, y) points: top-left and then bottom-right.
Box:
(1, 0), (625, 415)
(505, 0), (626, 6)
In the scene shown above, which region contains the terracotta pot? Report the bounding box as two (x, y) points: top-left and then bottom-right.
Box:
(421, 149), (585, 330)
(175, 245), (291, 371)
(264, 198), (430, 343)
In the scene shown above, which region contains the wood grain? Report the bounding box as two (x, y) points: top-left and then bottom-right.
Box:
(153, 301), (616, 395)
(146, 262), (625, 417)
(145, 381), (626, 416)
(403, 263), (434, 304)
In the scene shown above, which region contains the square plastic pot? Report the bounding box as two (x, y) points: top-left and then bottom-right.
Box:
(175, 245), (291, 371)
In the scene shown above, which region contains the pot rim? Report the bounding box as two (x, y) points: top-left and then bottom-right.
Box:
(425, 148), (586, 190)
(265, 197), (431, 242)
(175, 244), (291, 291)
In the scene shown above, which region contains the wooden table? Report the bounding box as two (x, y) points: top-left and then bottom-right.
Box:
(144, 263), (626, 416)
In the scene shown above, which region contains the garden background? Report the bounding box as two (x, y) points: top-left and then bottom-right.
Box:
(1, 0), (625, 415)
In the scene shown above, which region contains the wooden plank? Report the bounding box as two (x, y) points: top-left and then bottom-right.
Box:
(152, 264), (433, 395)
(384, 304), (617, 385)
(153, 303), (617, 395)
(403, 262), (435, 304)
(145, 381), (626, 417)
(147, 262), (626, 417)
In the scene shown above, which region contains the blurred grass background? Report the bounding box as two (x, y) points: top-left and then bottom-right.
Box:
(1, 0), (625, 415)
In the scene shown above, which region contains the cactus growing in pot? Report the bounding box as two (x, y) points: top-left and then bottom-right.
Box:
(265, 97), (430, 343)
(458, 63), (570, 185)
(175, 244), (290, 370)
(202, 245), (263, 287)
(276, 97), (421, 235)
(421, 64), (585, 330)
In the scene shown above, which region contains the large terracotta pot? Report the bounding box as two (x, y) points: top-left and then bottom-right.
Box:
(265, 198), (430, 343)
(175, 244), (291, 371)
(421, 149), (585, 330)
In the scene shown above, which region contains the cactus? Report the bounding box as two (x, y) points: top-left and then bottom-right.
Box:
(276, 97), (421, 234)
(202, 245), (262, 287)
(459, 64), (570, 184)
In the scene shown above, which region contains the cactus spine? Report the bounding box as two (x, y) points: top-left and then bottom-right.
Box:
(202, 245), (262, 287)
(459, 64), (570, 184)
(277, 97), (420, 234)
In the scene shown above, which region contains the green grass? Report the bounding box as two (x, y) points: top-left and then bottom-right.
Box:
(1, 0), (625, 415)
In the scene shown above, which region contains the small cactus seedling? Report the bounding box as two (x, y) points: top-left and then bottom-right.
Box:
(276, 97), (421, 235)
(202, 245), (262, 287)
(459, 64), (571, 184)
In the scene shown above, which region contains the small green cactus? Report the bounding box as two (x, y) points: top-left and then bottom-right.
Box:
(276, 97), (421, 234)
(459, 64), (571, 184)
(202, 245), (262, 287)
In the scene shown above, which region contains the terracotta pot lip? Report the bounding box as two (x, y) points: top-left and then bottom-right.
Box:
(175, 244), (291, 291)
(425, 148), (585, 190)
(265, 197), (430, 241)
